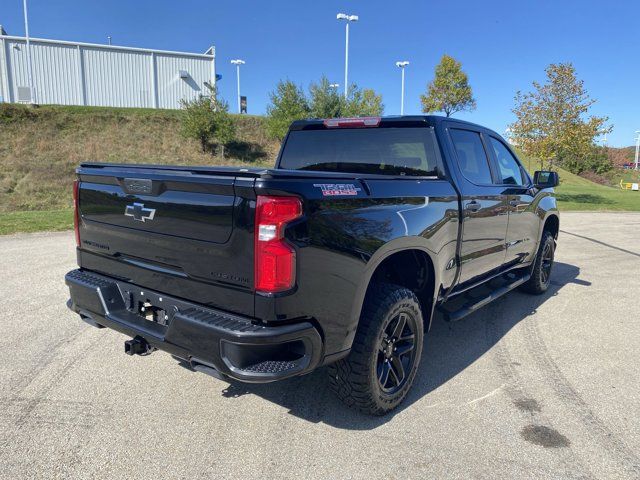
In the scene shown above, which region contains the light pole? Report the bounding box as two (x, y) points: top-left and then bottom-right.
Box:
(230, 59), (245, 113)
(634, 131), (640, 170)
(336, 13), (358, 100)
(329, 83), (340, 89)
(395, 61), (409, 115)
(22, 0), (36, 104)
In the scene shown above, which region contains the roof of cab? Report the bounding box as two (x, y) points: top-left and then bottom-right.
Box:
(288, 115), (497, 135)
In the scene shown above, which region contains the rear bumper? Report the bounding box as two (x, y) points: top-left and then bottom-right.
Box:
(65, 269), (323, 382)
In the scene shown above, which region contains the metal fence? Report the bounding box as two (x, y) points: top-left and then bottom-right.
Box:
(0, 29), (216, 109)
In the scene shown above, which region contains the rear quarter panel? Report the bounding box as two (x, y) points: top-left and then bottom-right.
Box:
(255, 176), (459, 356)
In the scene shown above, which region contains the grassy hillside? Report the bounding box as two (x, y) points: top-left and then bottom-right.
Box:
(613, 168), (640, 185)
(520, 156), (640, 212)
(0, 209), (73, 235)
(0, 104), (638, 234)
(0, 104), (278, 213)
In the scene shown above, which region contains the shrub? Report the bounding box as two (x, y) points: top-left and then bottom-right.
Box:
(265, 80), (310, 140)
(180, 86), (234, 154)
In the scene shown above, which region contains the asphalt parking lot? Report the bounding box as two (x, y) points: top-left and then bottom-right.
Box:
(1, 211), (639, 479)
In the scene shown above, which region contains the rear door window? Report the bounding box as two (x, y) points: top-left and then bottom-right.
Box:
(489, 137), (526, 185)
(449, 129), (493, 185)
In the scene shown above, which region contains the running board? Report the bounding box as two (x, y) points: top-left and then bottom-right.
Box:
(437, 272), (530, 322)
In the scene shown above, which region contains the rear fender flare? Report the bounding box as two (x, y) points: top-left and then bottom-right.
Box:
(533, 192), (559, 250)
(346, 237), (444, 347)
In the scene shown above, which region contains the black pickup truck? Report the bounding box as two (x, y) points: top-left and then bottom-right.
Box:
(65, 115), (559, 415)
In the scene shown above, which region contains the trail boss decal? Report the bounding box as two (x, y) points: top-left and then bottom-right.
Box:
(313, 184), (361, 196)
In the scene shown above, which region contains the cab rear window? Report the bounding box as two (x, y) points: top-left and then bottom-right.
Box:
(279, 127), (439, 176)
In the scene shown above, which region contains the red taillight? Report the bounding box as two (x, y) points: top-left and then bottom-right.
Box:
(323, 116), (381, 128)
(73, 180), (80, 247)
(255, 195), (302, 293)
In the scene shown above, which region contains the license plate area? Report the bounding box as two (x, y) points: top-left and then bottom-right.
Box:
(122, 288), (174, 327)
(138, 301), (168, 325)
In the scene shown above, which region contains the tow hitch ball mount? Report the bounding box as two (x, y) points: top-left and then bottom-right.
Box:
(124, 336), (155, 356)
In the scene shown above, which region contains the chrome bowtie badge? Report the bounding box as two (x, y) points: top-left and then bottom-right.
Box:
(124, 203), (156, 222)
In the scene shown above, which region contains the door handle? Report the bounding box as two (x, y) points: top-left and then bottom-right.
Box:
(465, 200), (481, 212)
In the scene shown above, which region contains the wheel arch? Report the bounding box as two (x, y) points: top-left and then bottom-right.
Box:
(543, 213), (559, 240)
(348, 239), (443, 344)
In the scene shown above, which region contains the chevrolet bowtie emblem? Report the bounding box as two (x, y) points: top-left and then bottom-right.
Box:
(124, 203), (156, 222)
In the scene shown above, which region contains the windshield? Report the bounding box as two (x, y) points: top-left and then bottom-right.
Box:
(279, 127), (439, 176)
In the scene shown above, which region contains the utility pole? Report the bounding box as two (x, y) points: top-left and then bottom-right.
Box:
(336, 13), (358, 100)
(23, 0), (36, 104)
(395, 61), (409, 115)
(230, 59), (245, 113)
(634, 131), (640, 170)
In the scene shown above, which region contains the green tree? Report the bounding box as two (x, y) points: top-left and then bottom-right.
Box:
(309, 76), (342, 118)
(509, 63), (611, 173)
(266, 78), (384, 137)
(343, 85), (384, 117)
(560, 146), (612, 175)
(180, 90), (216, 152)
(266, 80), (310, 140)
(420, 54), (476, 117)
(211, 95), (235, 159)
(180, 86), (235, 154)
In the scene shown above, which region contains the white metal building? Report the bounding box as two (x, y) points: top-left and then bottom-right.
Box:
(0, 26), (216, 109)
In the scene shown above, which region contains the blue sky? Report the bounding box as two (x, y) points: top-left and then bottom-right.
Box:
(2, 0), (638, 146)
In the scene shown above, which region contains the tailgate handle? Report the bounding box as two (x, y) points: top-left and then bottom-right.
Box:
(123, 178), (153, 195)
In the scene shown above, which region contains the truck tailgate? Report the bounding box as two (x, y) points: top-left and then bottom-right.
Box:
(81, 177), (235, 243)
(75, 164), (257, 317)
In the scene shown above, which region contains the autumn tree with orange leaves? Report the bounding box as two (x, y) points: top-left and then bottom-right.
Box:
(509, 63), (611, 173)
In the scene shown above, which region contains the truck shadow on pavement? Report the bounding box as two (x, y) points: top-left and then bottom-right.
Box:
(213, 261), (589, 429)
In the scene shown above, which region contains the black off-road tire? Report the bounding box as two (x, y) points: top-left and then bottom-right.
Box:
(328, 283), (424, 415)
(520, 231), (555, 295)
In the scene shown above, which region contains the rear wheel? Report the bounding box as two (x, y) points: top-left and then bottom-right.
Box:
(520, 231), (555, 294)
(328, 283), (424, 415)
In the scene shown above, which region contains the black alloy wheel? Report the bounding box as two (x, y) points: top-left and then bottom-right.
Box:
(520, 230), (555, 295)
(377, 312), (417, 394)
(329, 283), (424, 415)
(540, 238), (554, 287)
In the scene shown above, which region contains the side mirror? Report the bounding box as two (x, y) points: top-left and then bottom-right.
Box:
(533, 170), (559, 189)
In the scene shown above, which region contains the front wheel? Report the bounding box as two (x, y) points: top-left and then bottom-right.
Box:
(520, 231), (555, 295)
(328, 283), (424, 415)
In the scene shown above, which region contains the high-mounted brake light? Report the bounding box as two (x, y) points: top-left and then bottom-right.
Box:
(323, 116), (381, 128)
(255, 196), (302, 293)
(73, 180), (81, 247)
